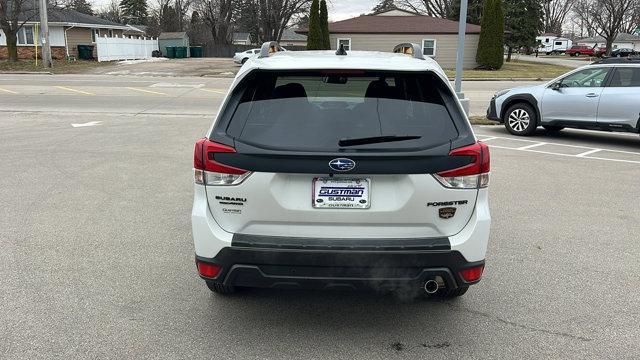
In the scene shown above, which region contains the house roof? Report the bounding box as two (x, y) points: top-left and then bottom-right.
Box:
(296, 14), (481, 35)
(281, 28), (306, 41)
(159, 32), (188, 40)
(578, 33), (640, 43)
(19, 7), (134, 29)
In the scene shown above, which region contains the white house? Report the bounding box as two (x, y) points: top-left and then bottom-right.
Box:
(576, 33), (640, 50)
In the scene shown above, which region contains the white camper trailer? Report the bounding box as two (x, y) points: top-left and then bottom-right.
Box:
(536, 35), (572, 54)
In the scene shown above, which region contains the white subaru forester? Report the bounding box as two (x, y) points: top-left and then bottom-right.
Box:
(192, 42), (491, 298)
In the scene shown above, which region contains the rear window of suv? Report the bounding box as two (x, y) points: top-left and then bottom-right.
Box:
(222, 71), (460, 152)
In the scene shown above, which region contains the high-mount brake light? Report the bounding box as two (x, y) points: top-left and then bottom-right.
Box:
(194, 138), (251, 186)
(433, 142), (490, 189)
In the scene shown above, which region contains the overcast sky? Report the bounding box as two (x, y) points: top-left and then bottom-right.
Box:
(91, 0), (378, 22)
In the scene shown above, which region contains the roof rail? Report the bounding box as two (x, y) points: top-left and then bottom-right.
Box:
(259, 41), (284, 58)
(393, 43), (425, 60)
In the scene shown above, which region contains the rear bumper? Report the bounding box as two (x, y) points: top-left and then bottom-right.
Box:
(195, 241), (484, 291)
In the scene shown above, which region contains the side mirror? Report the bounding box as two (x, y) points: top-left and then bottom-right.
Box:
(551, 82), (561, 91)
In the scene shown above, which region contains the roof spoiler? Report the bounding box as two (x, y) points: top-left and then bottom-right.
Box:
(393, 43), (425, 60)
(259, 41), (284, 58)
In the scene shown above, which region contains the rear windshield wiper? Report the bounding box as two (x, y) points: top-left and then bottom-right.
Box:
(338, 135), (422, 147)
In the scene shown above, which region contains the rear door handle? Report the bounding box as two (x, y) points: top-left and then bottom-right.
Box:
(586, 93), (599, 98)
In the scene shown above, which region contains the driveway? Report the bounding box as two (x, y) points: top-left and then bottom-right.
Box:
(1, 74), (639, 359)
(90, 58), (240, 77)
(513, 54), (590, 69)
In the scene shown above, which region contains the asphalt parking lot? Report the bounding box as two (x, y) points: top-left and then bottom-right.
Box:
(1, 74), (639, 359)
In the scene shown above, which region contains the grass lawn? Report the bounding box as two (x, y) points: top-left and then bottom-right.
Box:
(468, 115), (499, 125)
(445, 60), (572, 79)
(0, 59), (113, 74)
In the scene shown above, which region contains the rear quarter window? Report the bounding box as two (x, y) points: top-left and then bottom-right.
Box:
(220, 70), (462, 152)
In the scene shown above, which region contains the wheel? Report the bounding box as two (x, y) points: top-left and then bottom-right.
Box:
(504, 103), (537, 136)
(241, 58), (248, 64)
(435, 286), (469, 299)
(205, 281), (236, 294)
(543, 125), (564, 132)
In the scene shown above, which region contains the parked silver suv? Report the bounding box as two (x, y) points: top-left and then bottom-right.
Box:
(487, 62), (640, 136)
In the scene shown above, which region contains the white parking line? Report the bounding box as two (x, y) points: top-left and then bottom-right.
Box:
(476, 134), (640, 165)
(575, 149), (602, 157)
(517, 142), (547, 150)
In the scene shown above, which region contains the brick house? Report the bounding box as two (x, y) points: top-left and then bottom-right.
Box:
(0, 8), (144, 60)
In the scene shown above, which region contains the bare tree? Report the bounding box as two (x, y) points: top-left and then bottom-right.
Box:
(194, 0), (234, 44)
(542, 0), (575, 34)
(97, 0), (124, 23)
(573, 0), (639, 55)
(257, 0), (311, 42)
(0, 0), (39, 61)
(398, 0), (453, 18)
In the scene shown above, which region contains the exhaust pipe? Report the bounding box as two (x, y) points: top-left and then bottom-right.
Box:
(423, 279), (439, 294)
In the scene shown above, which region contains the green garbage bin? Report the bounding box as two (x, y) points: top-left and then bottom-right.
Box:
(175, 46), (187, 58)
(165, 46), (176, 58)
(190, 46), (203, 58)
(77, 45), (94, 60)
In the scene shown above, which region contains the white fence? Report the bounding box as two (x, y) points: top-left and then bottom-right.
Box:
(95, 35), (159, 62)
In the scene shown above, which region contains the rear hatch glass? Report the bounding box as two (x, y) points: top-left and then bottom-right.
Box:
(223, 71), (460, 152)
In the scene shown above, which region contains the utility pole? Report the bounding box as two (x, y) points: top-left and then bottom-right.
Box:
(454, 0), (470, 115)
(38, 0), (52, 68)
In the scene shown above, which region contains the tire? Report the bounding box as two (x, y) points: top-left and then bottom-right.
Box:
(241, 58), (248, 64)
(503, 103), (538, 136)
(205, 281), (236, 294)
(543, 125), (564, 132)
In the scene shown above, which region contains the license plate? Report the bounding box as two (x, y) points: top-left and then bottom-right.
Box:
(312, 178), (370, 209)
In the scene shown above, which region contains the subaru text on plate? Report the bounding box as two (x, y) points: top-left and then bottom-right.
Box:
(192, 42), (491, 298)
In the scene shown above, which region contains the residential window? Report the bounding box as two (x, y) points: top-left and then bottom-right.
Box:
(422, 39), (436, 57)
(16, 26), (35, 45)
(92, 29), (100, 43)
(337, 38), (351, 51)
(555, 41), (562, 46)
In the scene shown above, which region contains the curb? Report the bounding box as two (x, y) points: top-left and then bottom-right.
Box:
(0, 71), (53, 75)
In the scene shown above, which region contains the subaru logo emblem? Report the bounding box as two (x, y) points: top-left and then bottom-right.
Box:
(329, 158), (355, 172)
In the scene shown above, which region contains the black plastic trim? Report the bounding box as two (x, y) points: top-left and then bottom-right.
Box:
(214, 152), (472, 174)
(232, 234), (451, 251)
(499, 94), (540, 123)
(195, 247), (484, 291)
(486, 97), (499, 120)
(544, 120), (638, 133)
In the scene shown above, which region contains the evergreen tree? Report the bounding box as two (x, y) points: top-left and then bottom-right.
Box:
(306, 0), (321, 50)
(68, 0), (94, 15)
(319, 0), (330, 49)
(372, 0), (395, 13)
(503, 0), (543, 61)
(120, 0), (148, 25)
(475, 0), (504, 69)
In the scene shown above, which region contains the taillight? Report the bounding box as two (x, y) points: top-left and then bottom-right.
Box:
(459, 265), (484, 282)
(433, 142), (490, 189)
(196, 261), (222, 278)
(194, 138), (251, 186)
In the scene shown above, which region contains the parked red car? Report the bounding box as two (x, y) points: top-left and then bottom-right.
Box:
(566, 45), (605, 57)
